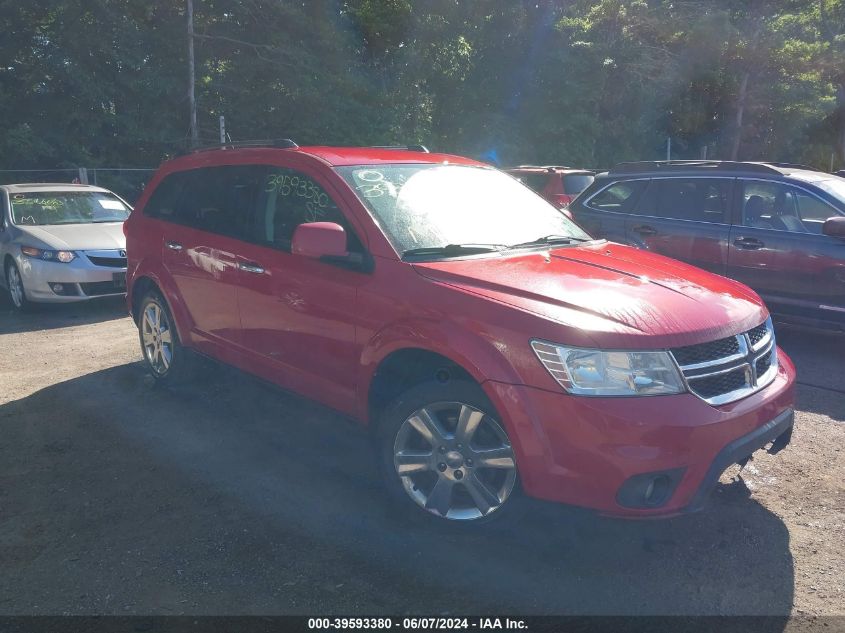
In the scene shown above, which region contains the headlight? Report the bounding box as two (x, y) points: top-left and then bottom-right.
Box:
(531, 340), (686, 396)
(21, 246), (76, 263)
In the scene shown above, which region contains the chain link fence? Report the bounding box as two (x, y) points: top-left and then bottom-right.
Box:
(0, 167), (155, 205)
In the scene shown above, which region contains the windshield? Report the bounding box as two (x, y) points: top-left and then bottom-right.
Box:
(337, 164), (591, 256)
(9, 191), (131, 226)
(814, 178), (845, 208)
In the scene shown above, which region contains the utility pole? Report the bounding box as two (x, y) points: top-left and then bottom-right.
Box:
(187, 0), (198, 149)
(219, 115), (226, 145)
(666, 137), (672, 161)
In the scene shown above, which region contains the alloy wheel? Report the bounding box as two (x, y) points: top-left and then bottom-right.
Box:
(141, 301), (174, 375)
(393, 401), (516, 521)
(7, 265), (24, 308)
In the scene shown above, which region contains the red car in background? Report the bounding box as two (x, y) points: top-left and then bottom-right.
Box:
(125, 143), (795, 526)
(506, 165), (595, 208)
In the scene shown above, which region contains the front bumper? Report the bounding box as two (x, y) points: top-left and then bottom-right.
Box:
(15, 253), (126, 303)
(483, 347), (796, 518)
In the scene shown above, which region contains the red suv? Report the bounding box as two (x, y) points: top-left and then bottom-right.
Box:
(506, 165), (595, 208)
(125, 142), (796, 525)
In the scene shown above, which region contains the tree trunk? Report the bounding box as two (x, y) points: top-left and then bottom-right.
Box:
(187, 0), (198, 149)
(731, 71), (749, 161)
(838, 84), (845, 164)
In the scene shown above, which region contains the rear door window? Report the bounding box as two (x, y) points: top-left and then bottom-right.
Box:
(585, 180), (648, 213)
(635, 178), (731, 223)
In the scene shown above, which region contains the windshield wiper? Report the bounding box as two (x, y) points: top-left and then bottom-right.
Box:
(508, 234), (591, 249)
(402, 243), (507, 259)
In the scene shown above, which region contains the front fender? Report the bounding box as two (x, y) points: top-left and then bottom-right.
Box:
(356, 317), (523, 422)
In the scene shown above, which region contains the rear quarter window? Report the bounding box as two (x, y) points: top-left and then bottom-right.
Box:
(585, 180), (648, 213)
(563, 174), (595, 194)
(143, 171), (191, 221)
(142, 166), (264, 240)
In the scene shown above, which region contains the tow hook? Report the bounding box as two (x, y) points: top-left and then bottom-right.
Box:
(767, 425), (793, 455)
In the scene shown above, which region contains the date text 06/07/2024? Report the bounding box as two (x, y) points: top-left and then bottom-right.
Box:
(307, 618), (528, 630)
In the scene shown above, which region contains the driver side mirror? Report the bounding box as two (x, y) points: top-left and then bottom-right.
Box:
(822, 216), (845, 239)
(291, 222), (349, 259)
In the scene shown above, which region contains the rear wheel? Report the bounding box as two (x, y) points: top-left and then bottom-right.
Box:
(377, 380), (520, 526)
(138, 291), (191, 384)
(5, 261), (30, 311)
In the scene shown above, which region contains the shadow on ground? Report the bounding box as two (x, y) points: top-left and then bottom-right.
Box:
(0, 294), (128, 335)
(0, 362), (795, 618)
(776, 323), (845, 422)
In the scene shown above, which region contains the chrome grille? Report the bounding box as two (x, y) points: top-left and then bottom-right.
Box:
(671, 336), (740, 367)
(671, 318), (778, 405)
(748, 322), (768, 347)
(691, 368), (748, 400)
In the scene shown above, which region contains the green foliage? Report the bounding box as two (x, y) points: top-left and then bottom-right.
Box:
(0, 0), (843, 173)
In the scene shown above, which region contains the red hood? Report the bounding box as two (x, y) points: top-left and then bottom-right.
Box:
(412, 242), (768, 349)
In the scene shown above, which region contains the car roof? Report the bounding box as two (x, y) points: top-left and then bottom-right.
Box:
(1, 183), (114, 194)
(166, 145), (488, 169)
(296, 146), (485, 167)
(507, 166), (595, 174)
(597, 160), (825, 179)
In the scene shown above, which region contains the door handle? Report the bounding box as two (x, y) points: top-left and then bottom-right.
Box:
(733, 237), (765, 250)
(632, 224), (657, 236)
(165, 240), (183, 251)
(238, 261), (265, 274)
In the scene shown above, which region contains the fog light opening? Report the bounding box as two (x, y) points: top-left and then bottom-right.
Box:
(644, 475), (671, 506)
(49, 283), (76, 296)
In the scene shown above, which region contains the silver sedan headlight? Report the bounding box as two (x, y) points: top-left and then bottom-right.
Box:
(531, 340), (686, 396)
(21, 245), (76, 263)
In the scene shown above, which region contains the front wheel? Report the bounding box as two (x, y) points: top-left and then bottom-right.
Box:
(376, 381), (520, 526)
(5, 261), (31, 311)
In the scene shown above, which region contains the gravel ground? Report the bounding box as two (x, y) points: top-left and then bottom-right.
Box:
(0, 295), (843, 617)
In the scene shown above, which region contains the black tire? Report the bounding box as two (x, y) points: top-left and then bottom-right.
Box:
(5, 260), (32, 312)
(137, 290), (193, 385)
(375, 380), (523, 528)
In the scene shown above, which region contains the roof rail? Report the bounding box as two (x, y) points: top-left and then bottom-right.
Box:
(369, 145), (430, 153)
(181, 138), (299, 155)
(753, 161), (818, 172)
(608, 160), (782, 176)
(510, 165), (572, 170)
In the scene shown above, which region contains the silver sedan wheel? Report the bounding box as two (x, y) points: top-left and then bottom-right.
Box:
(7, 264), (24, 308)
(141, 301), (174, 375)
(393, 402), (517, 521)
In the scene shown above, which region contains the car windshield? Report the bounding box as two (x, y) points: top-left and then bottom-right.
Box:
(814, 178), (845, 207)
(337, 164), (592, 256)
(9, 191), (131, 226)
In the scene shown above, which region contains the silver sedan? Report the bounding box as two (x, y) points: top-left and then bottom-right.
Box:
(1, 183), (131, 310)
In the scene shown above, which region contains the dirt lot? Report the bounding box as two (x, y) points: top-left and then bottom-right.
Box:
(0, 294), (843, 617)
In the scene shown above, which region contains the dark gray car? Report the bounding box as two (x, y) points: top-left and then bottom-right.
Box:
(569, 161), (845, 331)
